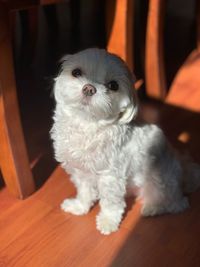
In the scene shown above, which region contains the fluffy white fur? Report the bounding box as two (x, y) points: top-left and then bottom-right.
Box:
(50, 48), (200, 235)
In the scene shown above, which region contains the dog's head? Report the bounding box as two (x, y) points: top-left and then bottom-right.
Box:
(54, 48), (138, 124)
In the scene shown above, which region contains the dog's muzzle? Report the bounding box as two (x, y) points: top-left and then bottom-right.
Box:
(82, 84), (96, 96)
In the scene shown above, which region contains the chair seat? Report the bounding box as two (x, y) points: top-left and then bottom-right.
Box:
(166, 49), (200, 112)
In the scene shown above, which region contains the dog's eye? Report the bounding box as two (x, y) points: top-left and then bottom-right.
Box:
(72, 68), (82, 77)
(107, 80), (119, 91)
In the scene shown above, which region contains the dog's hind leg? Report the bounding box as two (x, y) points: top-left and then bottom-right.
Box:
(140, 179), (189, 217)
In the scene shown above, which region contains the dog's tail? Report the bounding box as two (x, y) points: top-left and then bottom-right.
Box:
(183, 162), (200, 193)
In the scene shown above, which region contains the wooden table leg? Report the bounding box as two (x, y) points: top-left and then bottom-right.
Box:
(0, 4), (35, 199)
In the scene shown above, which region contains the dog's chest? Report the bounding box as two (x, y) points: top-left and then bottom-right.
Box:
(53, 116), (133, 174)
(60, 122), (106, 170)
(66, 127), (98, 155)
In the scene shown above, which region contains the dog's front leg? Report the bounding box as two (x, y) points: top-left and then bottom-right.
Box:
(96, 175), (126, 235)
(61, 175), (98, 215)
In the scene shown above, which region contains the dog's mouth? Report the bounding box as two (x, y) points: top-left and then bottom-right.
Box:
(81, 95), (92, 105)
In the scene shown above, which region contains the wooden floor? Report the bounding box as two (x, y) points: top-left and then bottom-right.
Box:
(1, 162), (200, 267)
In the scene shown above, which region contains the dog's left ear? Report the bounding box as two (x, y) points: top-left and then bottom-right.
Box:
(118, 98), (138, 124)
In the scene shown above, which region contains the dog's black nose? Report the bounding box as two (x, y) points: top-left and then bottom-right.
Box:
(82, 84), (96, 96)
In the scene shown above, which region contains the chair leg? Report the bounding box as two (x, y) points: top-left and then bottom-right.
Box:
(145, 0), (167, 100)
(0, 5), (35, 199)
(106, 0), (134, 71)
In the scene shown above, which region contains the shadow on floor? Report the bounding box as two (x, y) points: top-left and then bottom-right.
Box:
(110, 188), (200, 267)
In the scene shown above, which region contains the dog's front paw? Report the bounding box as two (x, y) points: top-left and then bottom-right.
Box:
(60, 198), (89, 215)
(96, 212), (120, 235)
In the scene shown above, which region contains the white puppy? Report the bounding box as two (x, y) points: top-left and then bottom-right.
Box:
(51, 48), (200, 235)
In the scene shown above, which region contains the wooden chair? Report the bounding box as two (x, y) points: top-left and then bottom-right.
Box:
(0, 0), (63, 199)
(145, 0), (200, 112)
(143, 0), (200, 166)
